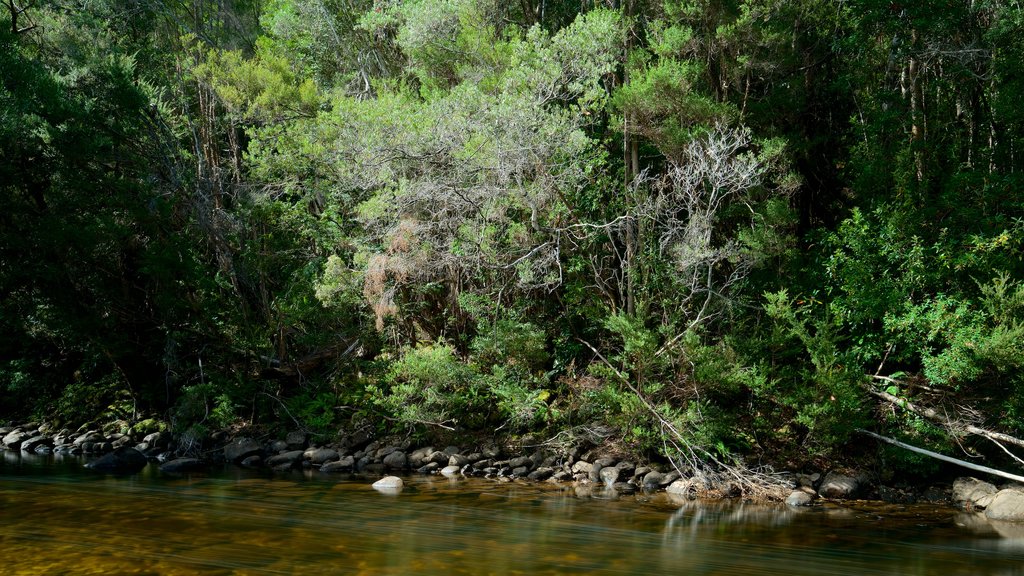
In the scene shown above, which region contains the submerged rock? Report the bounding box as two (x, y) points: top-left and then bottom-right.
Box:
(85, 447), (148, 474)
(786, 490), (816, 507)
(159, 458), (207, 474)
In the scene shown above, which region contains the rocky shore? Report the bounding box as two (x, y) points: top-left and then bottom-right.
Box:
(3, 421), (1024, 522)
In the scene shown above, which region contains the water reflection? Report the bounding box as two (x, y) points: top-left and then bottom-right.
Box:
(2, 452), (1024, 575)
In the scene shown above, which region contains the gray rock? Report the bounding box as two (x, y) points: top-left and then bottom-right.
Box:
(224, 437), (263, 463)
(85, 447), (148, 474)
(428, 450), (451, 465)
(448, 453), (470, 467)
(599, 466), (621, 485)
(20, 435), (52, 452)
(382, 451), (408, 470)
(660, 471), (682, 486)
(632, 466), (651, 481)
(528, 467), (554, 481)
(953, 477), (998, 508)
(796, 473), (821, 488)
(642, 471), (665, 488)
(440, 465), (462, 477)
(551, 470), (572, 482)
(666, 479), (693, 497)
(417, 462), (441, 474)
(613, 482), (636, 493)
(34, 445), (53, 455)
(985, 489), (1024, 522)
(819, 472), (860, 499)
(159, 458), (207, 473)
(321, 456), (356, 473)
(73, 431), (105, 446)
(111, 436), (134, 449)
(305, 448), (340, 465)
(443, 446), (461, 455)
(266, 450), (305, 469)
(3, 430), (30, 450)
(143, 431), (171, 449)
(593, 457), (617, 469)
(786, 490), (816, 506)
(408, 446), (435, 467)
(508, 456), (533, 469)
(285, 430), (308, 450)
(372, 476), (404, 493)
(240, 455), (262, 468)
(571, 461), (592, 474)
(270, 440), (289, 453)
(511, 466), (530, 477)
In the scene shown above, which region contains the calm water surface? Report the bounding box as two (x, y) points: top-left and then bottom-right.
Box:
(2, 451), (1023, 575)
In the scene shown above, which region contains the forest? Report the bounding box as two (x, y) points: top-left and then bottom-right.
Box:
(2, 0), (1024, 480)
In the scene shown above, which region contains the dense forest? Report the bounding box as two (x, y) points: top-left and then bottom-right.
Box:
(2, 0), (1024, 478)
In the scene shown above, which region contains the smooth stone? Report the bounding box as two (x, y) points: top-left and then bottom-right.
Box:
(224, 437), (263, 463)
(440, 465), (462, 477)
(642, 471), (665, 488)
(571, 461), (592, 474)
(985, 489), (1024, 521)
(20, 435), (52, 452)
(508, 456), (533, 469)
(240, 455), (262, 468)
(448, 453), (470, 467)
(528, 467), (554, 481)
(321, 456), (356, 473)
(665, 479), (693, 496)
(3, 431), (30, 450)
(85, 447), (148, 474)
(73, 431), (105, 446)
(428, 451), (450, 465)
(372, 476), (404, 493)
(511, 466), (530, 477)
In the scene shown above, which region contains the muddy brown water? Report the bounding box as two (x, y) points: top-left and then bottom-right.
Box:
(2, 451), (1023, 575)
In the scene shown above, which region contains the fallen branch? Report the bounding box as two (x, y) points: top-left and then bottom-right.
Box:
(858, 429), (1024, 484)
(866, 385), (1024, 451)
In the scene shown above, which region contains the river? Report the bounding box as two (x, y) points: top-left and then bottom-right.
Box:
(1, 451), (1023, 575)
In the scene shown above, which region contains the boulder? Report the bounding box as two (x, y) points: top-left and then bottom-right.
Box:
(985, 489), (1024, 522)
(159, 458), (207, 474)
(819, 472), (860, 499)
(240, 455), (262, 468)
(372, 476), (404, 493)
(20, 435), (52, 452)
(448, 453), (470, 467)
(224, 437), (263, 463)
(285, 430), (308, 451)
(528, 467), (554, 481)
(266, 450), (305, 469)
(440, 465), (462, 478)
(417, 462), (441, 474)
(73, 431), (105, 446)
(786, 490), (816, 507)
(3, 430), (30, 450)
(321, 456), (356, 473)
(953, 477), (998, 508)
(599, 466), (621, 485)
(408, 446), (435, 467)
(666, 479), (693, 496)
(305, 448), (340, 465)
(382, 451), (408, 470)
(85, 447), (148, 474)
(508, 456), (533, 470)
(642, 471), (665, 489)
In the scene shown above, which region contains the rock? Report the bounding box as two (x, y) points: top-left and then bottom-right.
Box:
(786, 490), (816, 507)
(305, 448), (340, 465)
(615, 461), (636, 477)
(34, 445), (52, 455)
(382, 451), (408, 470)
(642, 471), (665, 489)
(632, 466), (651, 481)
(372, 476), (404, 493)
(428, 451), (450, 465)
(321, 456), (356, 473)
(3, 430), (30, 450)
(111, 436), (134, 449)
(666, 479), (692, 496)
(73, 431), (105, 446)
(159, 458), (207, 474)
(528, 467), (554, 481)
(440, 465), (462, 477)
(921, 485), (950, 503)
(417, 462), (441, 474)
(796, 473), (821, 488)
(224, 437), (263, 463)
(613, 482), (636, 493)
(551, 470), (572, 482)
(879, 485), (916, 504)
(85, 447), (148, 474)
(508, 456), (533, 470)
(408, 446), (435, 467)
(985, 489), (1024, 522)
(240, 455), (262, 468)
(660, 471), (682, 486)
(953, 477), (999, 508)
(266, 450), (305, 469)
(571, 461), (593, 474)
(269, 440), (289, 453)
(599, 466), (621, 485)
(448, 453), (470, 467)
(20, 435), (52, 452)
(819, 472), (860, 499)
(285, 430), (308, 450)
(143, 431), (171, 449)
(443, 445), (461, 455)
(511, 466), (530, 477)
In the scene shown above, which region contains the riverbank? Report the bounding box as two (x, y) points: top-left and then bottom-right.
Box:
(4, 419), (1024, 522)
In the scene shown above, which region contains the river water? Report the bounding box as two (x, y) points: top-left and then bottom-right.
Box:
(2, 451), (1023, 575)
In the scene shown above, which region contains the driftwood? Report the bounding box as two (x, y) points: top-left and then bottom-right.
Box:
(858, 429), (1024, 484)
